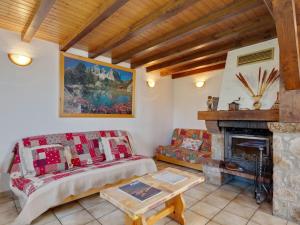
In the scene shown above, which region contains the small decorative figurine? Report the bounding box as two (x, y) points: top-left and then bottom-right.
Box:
(212, 97), (219, 111)
(271, 92), (279, 110)
(228, 97), (240, 111)
(207, 96), (213, 111)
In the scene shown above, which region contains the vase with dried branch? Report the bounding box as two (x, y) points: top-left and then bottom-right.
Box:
(236, 67), (279, 110)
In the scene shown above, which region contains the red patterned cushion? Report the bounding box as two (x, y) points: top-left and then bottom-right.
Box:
(19, 145), (68, 177)
(101, 136), (132, 161)
(66, 133), (105, 166)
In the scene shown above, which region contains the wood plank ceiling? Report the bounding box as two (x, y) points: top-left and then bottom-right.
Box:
(0, 0), (277, 79)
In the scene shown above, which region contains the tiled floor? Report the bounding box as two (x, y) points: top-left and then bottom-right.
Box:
(0, 161), (298, 225)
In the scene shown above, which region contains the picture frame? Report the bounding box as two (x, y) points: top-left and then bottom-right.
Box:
(59, 52), (135, 118)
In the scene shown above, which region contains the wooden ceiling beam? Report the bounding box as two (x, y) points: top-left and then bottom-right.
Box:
(88, 0), (198, 58)
(146, 28), (276, 72)
(272, 0), (300, 90)
(160, 54), (227, 76)
(262, 0), (274, 18)
(60, 0), (129, 51)
(112, 0), (263, 64)
(172, 63), (226, 79)
(21, 0), (56, 42)
(131, 16), (273, 68)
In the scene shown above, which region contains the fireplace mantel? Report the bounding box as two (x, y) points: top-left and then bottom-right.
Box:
(198, 109), (279, 121)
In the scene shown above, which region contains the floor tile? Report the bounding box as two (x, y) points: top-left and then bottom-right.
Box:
(183, 195), (198, 208)
(201, 195), (230, 209)
(195, 183), (219, 193)
(287, 221), (298, 225)
(0, 200), (16, 213)
(220, 184), (243, 193)
(86, 201), (116, 219)
(251, 211), (287, 225)
(190, 201), (221, 219)
(206, 222), (221, 225)
(0, 195), (13, 204)
(79, 194), (105, 209)
(166, 210), (208, 225)
(32, 210), (58, 225)
(145, 209), (171, 225)
(232, 194), (260, 209)
(53, 202), (83, 219)
(212, 188), (238, 201)
(223, 201), (256, 220)
(212, 210), (248, 225)
(42, 221), (61, 225)
(247, 221), (260, 225)
(0, 208), (18, 225)
(258, 201), (273, 215)
(59, 210), (94, 225)
(97, 209), (124, 225)
(85, 220), (101, 225)
(242, 185), (256, 198)
(184, 188), (208, 200)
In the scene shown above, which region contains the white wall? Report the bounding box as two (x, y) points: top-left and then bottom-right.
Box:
(0, 29), (173, 191)
(172, 39), (280, 130)
(218, 39), (279, 110)
(173, 69), (224, 130)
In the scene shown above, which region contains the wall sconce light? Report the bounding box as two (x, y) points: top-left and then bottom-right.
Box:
(147, 79), (156, 88)
(8, 53), (32, 66)
(195, 81), (205, 88)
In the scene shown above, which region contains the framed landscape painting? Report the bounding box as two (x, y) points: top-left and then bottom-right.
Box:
(60, 52), (135, 118)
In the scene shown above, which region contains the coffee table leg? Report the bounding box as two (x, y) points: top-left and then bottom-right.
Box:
(166, 194), (186, 225)
(125, 214), (147, 225)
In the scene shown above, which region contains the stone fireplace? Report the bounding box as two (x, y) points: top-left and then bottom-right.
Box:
(202, 119), (300, 223)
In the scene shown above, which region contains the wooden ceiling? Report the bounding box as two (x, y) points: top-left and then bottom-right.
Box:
(0, 0), (277, 78)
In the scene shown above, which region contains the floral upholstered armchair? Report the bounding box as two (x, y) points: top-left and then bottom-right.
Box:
(156, 128), (212, 170)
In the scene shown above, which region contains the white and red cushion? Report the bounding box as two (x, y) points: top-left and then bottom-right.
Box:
(180, 138), (203, 151)
(101, 136), (133, 161)
(19, 144), (68, 177)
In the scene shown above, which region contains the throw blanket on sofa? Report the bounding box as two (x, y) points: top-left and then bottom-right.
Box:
(12, 156), (156, 225)
(8, 130), (157, 225)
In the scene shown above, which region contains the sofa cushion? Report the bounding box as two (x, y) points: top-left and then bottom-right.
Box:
(171, 128), (211, 152)
(157, 145), (211, 164)
(180, 138), (203, 151)
(101, 136), (133, 161)
(9, 130), (134, 178)
(19, 144), (68, 177)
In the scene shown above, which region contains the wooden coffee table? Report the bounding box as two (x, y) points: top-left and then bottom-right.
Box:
(100, 167), (204, 225)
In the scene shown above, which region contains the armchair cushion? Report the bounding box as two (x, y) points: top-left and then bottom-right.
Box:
(157, 145), (211, 164)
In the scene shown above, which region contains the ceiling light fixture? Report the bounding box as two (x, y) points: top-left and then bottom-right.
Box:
(147, 79), (156, 88)
(195, 81), (205, 88)
(8, 53), (32, 66)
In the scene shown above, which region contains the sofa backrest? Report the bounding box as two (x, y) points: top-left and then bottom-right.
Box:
(171, 128), (211, 152)
(9, 130), (132, 178)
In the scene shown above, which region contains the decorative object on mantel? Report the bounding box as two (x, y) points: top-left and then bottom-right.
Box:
(271, 92), (279, 110)
(236, 67), (279, 110)
(212, 97), (219, 111)
(228, 97), (240, 111)
(207, 96), (219, 111)
(207, 96), (213, 111)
